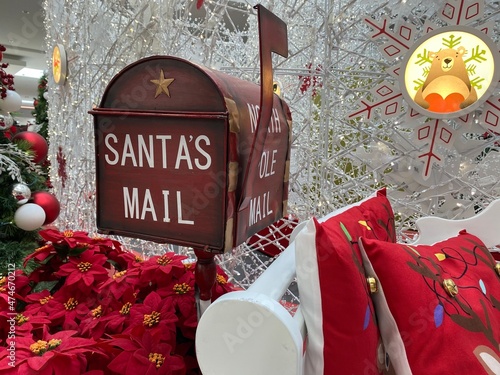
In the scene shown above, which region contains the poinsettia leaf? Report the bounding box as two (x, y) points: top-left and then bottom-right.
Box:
(27, 351), (55, 371)
(40, 254), (55, 265)
(53, 243), (70, 256)
(53, 354), (83, 375)
(107, 351), (135, 374)
(32, 280), (60, 294)
(108, 337), (141, 351)
(143, 291), (162, 307)
(106, 258), (119, 269)
(23, 258), (41, 275)
(68, 246), (89, 256)
(56, 263), (75, 274)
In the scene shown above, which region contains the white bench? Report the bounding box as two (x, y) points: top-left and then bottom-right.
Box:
(195, 199), (500, 375)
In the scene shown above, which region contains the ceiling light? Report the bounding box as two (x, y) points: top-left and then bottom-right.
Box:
(14, 67), (44, 78)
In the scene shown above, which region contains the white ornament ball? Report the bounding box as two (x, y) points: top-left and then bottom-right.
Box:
(43, 91), (49, 100)
(11, 183), (32, 204)
(0, 90), (22, 112)
(14, 203), (46, 231)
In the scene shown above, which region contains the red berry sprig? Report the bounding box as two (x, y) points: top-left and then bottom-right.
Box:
(0, 44), (15, 99)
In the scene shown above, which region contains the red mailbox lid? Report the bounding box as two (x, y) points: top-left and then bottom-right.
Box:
(98, 55), (268, 115)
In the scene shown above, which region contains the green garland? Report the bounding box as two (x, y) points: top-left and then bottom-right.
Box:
(32, 74), (49, 140)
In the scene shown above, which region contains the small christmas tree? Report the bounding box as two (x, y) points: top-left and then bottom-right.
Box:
(0, 138), (47, 274)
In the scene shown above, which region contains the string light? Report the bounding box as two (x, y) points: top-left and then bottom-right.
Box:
(43, 0), (499, 299)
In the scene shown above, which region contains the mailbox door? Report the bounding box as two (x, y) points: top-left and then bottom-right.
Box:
(94, 112), (228, 251)
(206, 69), (292, 248)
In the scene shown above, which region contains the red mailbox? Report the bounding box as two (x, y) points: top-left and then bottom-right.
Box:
(91, 5), (289, 308)
(90, 55), (291, 253)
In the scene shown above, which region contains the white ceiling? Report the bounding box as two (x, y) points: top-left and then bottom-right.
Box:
(0, 0), (250, 123)
(0, 0), (46, 122)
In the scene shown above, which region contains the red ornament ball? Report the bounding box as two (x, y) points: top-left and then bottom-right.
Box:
(12, 131), (48, 164)
(30, 191), (60, 225)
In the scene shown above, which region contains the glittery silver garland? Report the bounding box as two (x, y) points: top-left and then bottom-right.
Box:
(44, 0), (499, 297)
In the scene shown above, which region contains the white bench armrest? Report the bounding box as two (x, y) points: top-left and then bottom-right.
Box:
(196, 240), (305, 375)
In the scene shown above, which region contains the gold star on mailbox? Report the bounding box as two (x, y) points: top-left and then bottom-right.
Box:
(150, 69), (175, 98)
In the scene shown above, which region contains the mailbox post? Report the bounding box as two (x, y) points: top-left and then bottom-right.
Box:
(91, 5), (289, 312)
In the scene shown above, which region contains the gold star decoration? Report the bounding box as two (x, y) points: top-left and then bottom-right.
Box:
(150, 69), (175, 98)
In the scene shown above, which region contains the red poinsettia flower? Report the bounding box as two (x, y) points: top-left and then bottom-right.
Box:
(0, 328), (100, 375)
(90, 235), (131, 264)
(39, 228), (93, 249)
(99, 295), (136, 335)
(155, 270), (197, 339)
(177, 261), (234, 301)
(78, 304), (111, 340)
(91, 235), (131, 259)
(24, 250), (66, 284)
(99, 267), (141, 300)
(55, 250), (110, 288)
(80, 284), (136, 340)
(125, 291), (178, 344)
(114, 250), (145, 270)
(157, 271), (195, 310)
(37, 286), (90, 330)
(89, 234), (118, 250)
(0, 311), (51, 340)
(107, 331), (186, 375)
(140, 253), (188, 287)
(22, 289), (54, 316)
(23, 243), (57, 267)
(99, 283), (137, 311)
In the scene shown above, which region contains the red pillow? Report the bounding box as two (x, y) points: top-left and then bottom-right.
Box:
(359, 231), (500, 374)
(295, 189), (396, 375)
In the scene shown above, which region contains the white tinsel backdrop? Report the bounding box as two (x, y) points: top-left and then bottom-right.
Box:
(43, 0), (499, 292)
